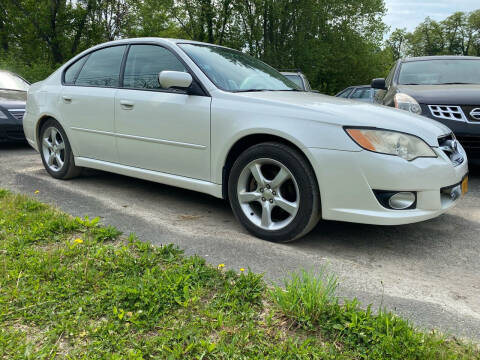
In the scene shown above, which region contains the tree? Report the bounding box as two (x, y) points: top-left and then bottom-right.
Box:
(389, 9), (480, 59)
(387, 28), (407, 61)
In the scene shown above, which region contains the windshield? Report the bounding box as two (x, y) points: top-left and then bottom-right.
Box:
(179, 43), (299, 92)
(398, 59), (480, 85)
(0, 71), (29, 91)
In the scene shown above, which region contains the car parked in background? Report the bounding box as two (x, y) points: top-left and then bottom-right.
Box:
(0, 70), (29, 143)
(280, 70), (312, 91)
(336, 85), (377, 103)
(372, 56), (480, 164)
(24, 39), (468, 242)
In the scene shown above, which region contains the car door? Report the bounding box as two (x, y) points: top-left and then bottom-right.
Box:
(114, 44), (211, 181)
(60, 45), (127, 163)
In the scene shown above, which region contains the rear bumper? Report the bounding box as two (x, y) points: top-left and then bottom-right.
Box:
(308, 145), (468, 225)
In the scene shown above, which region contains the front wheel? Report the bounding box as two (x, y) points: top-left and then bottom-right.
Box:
(228, 142), (320, 242)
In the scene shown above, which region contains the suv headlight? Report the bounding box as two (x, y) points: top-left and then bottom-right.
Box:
(345, 128), (437, 161)
(394, 93), (422, 114)
(0, 110), (8, 119)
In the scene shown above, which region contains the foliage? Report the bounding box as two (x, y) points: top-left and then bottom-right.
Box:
(387, 10), (480, 60)
(0, 189), (479, 358)
(0, 0), (390, 93)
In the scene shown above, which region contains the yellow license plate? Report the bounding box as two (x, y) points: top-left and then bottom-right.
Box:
(462, 176), (468, 196)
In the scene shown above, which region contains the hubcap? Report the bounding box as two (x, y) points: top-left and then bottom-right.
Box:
(42, 127), (65, 172)
(237, 158), (300, 231)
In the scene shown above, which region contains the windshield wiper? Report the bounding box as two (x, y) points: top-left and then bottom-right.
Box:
(436, 82), (476, 85)
(0, 88), (26, 92)
(233, 89), (270, 93)
(233, 88), (300, 93)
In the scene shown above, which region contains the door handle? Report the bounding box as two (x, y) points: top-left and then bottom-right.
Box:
(62, 96), (72, 103)
(120, 100), (134, 110)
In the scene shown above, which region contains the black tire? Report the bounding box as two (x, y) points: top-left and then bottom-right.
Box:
(228, 142), (320, 242)
(39, 118), (82, 179)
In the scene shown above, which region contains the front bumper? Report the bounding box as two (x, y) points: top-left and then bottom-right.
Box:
(0, 123), (26, 143)
(308, 145), (468, 225)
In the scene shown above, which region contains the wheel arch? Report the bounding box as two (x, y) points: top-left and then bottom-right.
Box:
(221, 133), (318, 200)
(36, 115), (57, 149)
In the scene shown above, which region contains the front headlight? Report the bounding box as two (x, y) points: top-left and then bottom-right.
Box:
(0, 110), (8, 120)
(345, 128), (437, 161)
(394, 93), (422, 114)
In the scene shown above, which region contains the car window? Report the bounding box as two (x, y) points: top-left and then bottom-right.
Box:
(284, 75), (304, 90)
(64, 56), (88, 85)
(123, 45), (187, 90)
(75, 45), (126, 87)
(303, 77), (312, 91)
(351, 88), (372, 99)
(0, 71), (29, 91)
(385, 64), (395, 87)
(337, 88), (353, 98)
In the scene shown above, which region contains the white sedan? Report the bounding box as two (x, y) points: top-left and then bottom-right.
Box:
(23, 38), (469, 242)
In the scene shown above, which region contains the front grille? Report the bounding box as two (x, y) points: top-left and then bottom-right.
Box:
(428, 105), (466, 121)
(428, 105), (480, 123)
(438, 133), (464, 166)
(461, 106), (480, 122)
(8, 109), (25, 121)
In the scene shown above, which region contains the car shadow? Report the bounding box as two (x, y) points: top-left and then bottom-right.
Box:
(0, 142), (31, 150)
(73, 165), (480, 264)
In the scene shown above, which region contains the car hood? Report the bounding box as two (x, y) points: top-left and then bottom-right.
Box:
(234, 91), (451, 146)
(0, 89), (27, 109)
(397, 84), (480, 105)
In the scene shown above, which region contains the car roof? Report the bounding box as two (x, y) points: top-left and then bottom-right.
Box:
(86, 37), (232, 51)
(402, 55), (480, 62)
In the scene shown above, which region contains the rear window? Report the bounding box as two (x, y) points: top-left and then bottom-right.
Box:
(75, 46), (126, 87)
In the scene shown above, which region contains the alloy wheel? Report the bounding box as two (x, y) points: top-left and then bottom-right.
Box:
(42, 126), (66, 172)
(236, 158), (300, 231)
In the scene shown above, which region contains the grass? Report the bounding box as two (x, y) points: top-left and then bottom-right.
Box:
(0, 188), (478, 359)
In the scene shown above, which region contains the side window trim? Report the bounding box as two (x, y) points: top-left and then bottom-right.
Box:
(119, 44), (131, 89)
(61, 41), (210, 97)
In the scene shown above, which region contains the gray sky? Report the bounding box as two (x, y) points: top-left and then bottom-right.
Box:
(384, 0), (479, 32)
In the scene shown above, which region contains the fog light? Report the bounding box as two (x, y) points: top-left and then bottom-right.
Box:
(388, 192), (416, 210)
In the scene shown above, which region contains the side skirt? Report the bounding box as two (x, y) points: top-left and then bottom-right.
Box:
(74, 157), (223, 199)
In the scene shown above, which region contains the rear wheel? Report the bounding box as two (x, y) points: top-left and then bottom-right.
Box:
(40, 119), (82, 179)
(228, 142), (320, 242)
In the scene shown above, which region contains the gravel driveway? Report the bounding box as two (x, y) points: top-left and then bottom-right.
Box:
(1, 143), (479, 340)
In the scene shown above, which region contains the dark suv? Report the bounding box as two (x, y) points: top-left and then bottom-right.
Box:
(372, 56), (480, 164)
(0, 70), (29, 143)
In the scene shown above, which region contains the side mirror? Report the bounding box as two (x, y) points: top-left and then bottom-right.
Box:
(159, 71), (193, 90)
(371, 78), (386, 90)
